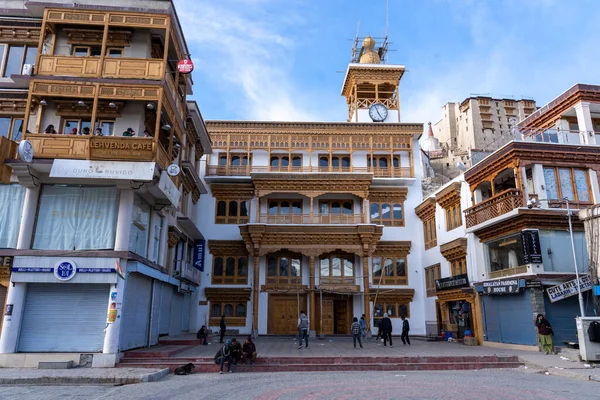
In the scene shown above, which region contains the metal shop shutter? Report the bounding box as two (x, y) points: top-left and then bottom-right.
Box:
(483, 291), (536, 345)
(169, 292), (184, 337)
(544, 291), (595, 345)
(181, 293), (191, 332)
(159, 283), (173, 335)
(18, 283), (108, 352)
(120, 273), (152, 351)
(148, 280), (161, 346)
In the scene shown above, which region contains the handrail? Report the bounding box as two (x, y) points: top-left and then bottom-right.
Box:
(464, 188), (522, 228)
(259, 213), (364, 224)
(206, 164), (413, 177)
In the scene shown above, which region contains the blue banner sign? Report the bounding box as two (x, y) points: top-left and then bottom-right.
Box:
(193, 240), (205, 271)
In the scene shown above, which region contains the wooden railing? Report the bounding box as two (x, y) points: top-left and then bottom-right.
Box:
(320, 277), (356, 285)
(489, 265), (528, 279)
(156, 144), (170, 170)
(259, 213), (364, 224)
(207, 165), (413, 177)
(464, 188), (523, 228)
(37, 55), (164, 80)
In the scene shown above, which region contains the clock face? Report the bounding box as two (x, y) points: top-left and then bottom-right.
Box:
(369, 103), (388, 122)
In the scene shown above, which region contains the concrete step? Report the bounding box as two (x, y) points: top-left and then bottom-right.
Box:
(116, 361), (523, 373)
(158, 338), (205, 346)
(120, 345), (195, 359)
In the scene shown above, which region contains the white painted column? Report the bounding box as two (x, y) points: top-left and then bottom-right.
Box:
(147, 210), (158, 263)
(532, 164), (547, 201)
(158, 212), (169, 269)
(555, 119), (571, 144)
(101, 189), (134, 359)
(575, 102), (595, 145)
(0, 186), (40, 353)
(473, 188), (483, 204)
(589, 170), (600, 204)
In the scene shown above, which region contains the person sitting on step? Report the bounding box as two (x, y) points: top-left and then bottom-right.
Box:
(242, 335), (257, 365)
(230, 338), (243, 365)
(196, 325), (209, 345)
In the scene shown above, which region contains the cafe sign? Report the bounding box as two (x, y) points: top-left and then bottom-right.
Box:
(50, 159), (155, 180)
(546, 275), (593, 303)
(435, 274), (469, 292)
(483, 279), (520, 295)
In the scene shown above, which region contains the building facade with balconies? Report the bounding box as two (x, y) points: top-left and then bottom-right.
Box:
(196, 36), (426, 337)
(462, 106), (599, 347)
(0, 0), (210, 367)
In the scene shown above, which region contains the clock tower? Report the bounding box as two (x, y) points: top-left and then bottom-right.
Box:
(341, 35), (405, 123)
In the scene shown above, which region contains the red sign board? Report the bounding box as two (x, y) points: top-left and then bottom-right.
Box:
(177, 59), (194, 74)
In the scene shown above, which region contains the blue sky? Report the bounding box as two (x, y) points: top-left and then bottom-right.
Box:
(177, 0), (600, 130)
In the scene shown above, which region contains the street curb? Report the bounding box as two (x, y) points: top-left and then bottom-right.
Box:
(520, 357), (600, 383)
(0, 368), (171, 385)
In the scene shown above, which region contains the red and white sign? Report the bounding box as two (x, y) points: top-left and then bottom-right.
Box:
(177, 59), (194, 74)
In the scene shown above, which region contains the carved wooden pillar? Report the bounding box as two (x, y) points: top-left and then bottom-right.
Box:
(253, 255), (260, 334)
(309, 256), (316, 331)
(309, 196), (314, 224)
(362, 255), (371, 329)
(255, 195), (260, 223)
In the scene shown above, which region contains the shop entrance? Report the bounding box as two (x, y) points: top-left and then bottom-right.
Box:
(443, 299), (473, 339)
(317, 294), (351, 335)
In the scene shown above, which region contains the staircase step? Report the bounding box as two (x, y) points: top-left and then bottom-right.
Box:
(159, 338), (205, 346)
(121, 345), (194, 358)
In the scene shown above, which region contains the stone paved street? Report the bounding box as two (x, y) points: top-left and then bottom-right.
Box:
(0, 370), (598, 399)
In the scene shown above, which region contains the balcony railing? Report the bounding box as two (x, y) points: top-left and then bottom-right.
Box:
(37, 55), (164, 80)
(522, 128), (589, 145)
(175, 260), (201, 285)
(489, 265), (528, 279)
(320, 277), (356, 285)
(206, 165), (413, 177)
(464, 188), (523, 228)
(259, 213), (365, 224)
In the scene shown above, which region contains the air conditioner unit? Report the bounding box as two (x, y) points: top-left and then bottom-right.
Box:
(21, 64), (33, 75)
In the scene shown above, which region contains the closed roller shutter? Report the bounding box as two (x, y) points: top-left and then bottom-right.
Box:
(148, 280), (161, 346)
(18, 283), (108, 352)
(181, 293), (191, 332)
(159, 283), (172, 335)
(483, 291), (535, 345)
(544, 292), (594, 345)
(169, 292), (183, 337)
(120, 273), (152, 351)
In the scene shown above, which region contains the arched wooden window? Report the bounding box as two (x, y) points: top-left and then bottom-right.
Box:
(371, 256), (408, 285)
(217, 201), (227, 216)
(266, 252), (302, 284)
(319, 253), (354, 284)
(213, 257), (223, 276)
(212, 255), (249, 284)
(211, 303), (221, 317)
(224, 304), (234, 317)
(236, 303), (246, 317)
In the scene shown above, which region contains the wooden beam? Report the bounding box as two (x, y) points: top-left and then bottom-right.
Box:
(34, 102), (43, 133)
(97, 18), (109, 78)
(153, 89), (163, 144)
(89, 83), (100, 142)
(22, 82), (34, 134)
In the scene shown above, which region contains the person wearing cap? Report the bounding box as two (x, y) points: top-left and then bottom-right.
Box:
(122, 127), (135, 137)
(379, 313), (393, 347)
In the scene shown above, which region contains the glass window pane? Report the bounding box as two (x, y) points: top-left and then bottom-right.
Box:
(544, 168), (558, 200)
(270, 156), (279, 167)
(231, 156), (240, 166)
(240, 201), (249, 217)
(224, 304), (233, 317)
(331, 202), (340, 214)
(4, 45), (24, 77)
(393, 204), (402, 219)
(319, 157), (328, 167)
(342, 157), (351, 167)
(108, 48), (122, 58)
(372, 258), (382, 277)
(225, 257), (235, 276)
(238, 257), (247, 276)
(73, 47), (88, 57)
(267, 257), (277, 276)
(292, 201), (302, 214)
(379, 158), (388, 168)
(374, 304), (383, 318)
(24, 46), (37, 66)
(396, 258), (406, 277)
(211, 303), (221, 317)
(343, 258), (353, 277)
(320, 202), (329, 215)
(280, 257), (289, 277)
(320, 258), (329, 277)
(332, 157), (339, 167)
(0, 117), (11, 138)
(381, 203), (391, 219)
(90, 47), (102, 56)
(558, 168), (574, 201)
(80, 120), (91, 135)
(219, 155), (227, 166)
(11, 118), (24, 140)
(241, 156), (248, 166)
(384, 258), (394, 276)
(332, 257), (341, 276)
(399, 304), (408, 318)
(214, 257), (223, 276)
(217, 201), (226, 216)
(269, 201), (278, 214)
(342, 202), (352, 214)
(387, 304), (396, 317)
(236, 303), (246, 317)
(292, 156), (301, 167)
(280, 201), (290, 214)
(574, 170), (590, 202)
(291, 258), (300, 277)
(393, 157), (399, 168)
(370, 203), (379, 220)
(281, 156), (289, 166)
(228, 201), (238, 216)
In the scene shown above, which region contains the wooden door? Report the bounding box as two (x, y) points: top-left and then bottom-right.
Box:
(334, 299), (348, 334)
(268, 295), (306, 334)
(321, 300), (334, 334)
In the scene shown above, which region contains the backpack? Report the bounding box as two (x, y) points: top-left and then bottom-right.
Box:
(588, 321), (600, 343)
(299, 315), (309, 329)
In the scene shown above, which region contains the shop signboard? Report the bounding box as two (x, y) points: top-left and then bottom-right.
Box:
(193, 239), (205, 271)
(546, 275), (593, 303)
(526, 280), (543, 289)
(435, 274), (469, 292)
(522, 229), (542, 264)
(157, 170), (181, 206)
(483, 279), (520, 295)
(50, 159), (155, 180)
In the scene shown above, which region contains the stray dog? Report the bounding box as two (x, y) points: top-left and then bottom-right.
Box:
(174, 363), (195, 375)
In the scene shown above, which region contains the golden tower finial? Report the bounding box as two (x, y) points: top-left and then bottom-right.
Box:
(359, 35), (381, 64)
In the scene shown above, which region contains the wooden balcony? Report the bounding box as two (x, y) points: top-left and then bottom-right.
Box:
(24, 133), (168, 165)
(368, 166), (412, 178)
(489, 265), (528, 279)
(37, 55), (164, 80)
(207, 165), (413, 178)
(259, 213), (365, 224)
(464, 189), (523, 228)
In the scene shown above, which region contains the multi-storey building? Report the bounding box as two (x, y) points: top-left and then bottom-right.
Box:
(197, 36), (426, 337)
(0, 0), (209, 367)
(429, 97), (537, 179)
(457, 84), (600, 348)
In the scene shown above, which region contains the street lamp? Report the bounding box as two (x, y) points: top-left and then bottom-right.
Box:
(527, 197), (586, 317)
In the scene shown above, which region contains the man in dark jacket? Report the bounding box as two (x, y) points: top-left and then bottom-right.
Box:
(401, 316), (410, 345)
(220, 315), (227, 343)
(214, 340), (233, 374)
(379, 313), (393, 347)
(242, 335), (257, 365)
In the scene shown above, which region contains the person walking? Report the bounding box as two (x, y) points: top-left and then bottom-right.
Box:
(359, 314), (368, 342)
(401, 316), (410, 345)
(219, 315), (227, 344)
(380, 313), (393, 347)
(297, 310), (309, 349)
(242, 335), (257, 365)
(351, 317), (364, 348)
(214, 340), (233, 374)
(535, 314), (556, 354)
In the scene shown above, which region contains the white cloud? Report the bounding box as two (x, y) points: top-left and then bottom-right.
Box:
(176, 0), (326, 121)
